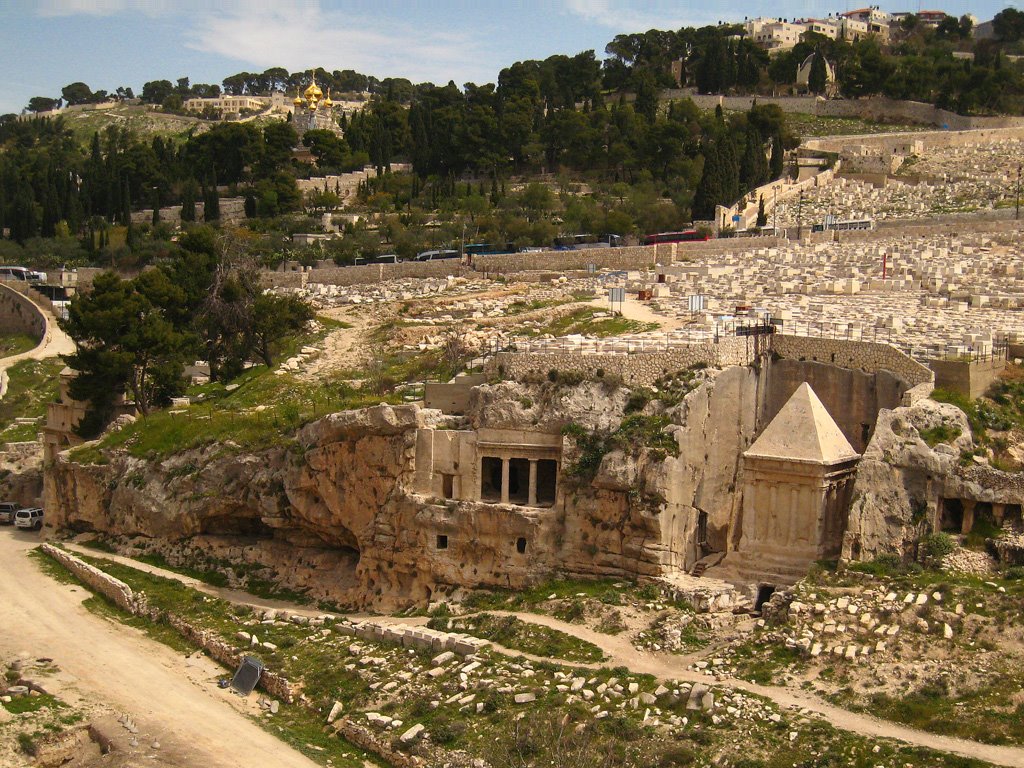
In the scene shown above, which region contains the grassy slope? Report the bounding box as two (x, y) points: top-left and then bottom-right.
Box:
(0, 358), (63, 443)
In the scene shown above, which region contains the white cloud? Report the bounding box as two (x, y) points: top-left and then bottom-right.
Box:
(184, 2), (495, 86)
(35, 0), (175, 17)
(562, 0), (754, 31)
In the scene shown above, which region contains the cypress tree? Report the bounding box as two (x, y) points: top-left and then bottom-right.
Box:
(181, 179), (197, 222)
(770, 133), (784, 180)
(808, 52), (828, 95)
(756, 195), (767, 227)
(693, 144), (723, 221)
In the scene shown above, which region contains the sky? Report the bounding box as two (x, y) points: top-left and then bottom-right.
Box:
(1, 0), (1020, 115)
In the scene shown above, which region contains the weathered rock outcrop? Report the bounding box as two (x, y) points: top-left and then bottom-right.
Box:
(844, 397), (1024, 560)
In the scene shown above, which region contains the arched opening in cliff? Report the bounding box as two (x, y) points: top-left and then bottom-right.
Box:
(940, 498), (964, 533)
(200, 514), (275, 538)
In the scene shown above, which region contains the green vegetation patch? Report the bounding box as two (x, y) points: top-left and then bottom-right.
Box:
(427, 613), (606, 663)
(1, 692), (65, 715)
(0, 333), (39, 357)
(563, 414), (679, 481)
(0, 357), (63, 443)
(525, 307), (659, 338)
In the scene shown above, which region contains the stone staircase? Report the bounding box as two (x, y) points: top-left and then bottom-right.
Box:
(702, 550), (814, 588)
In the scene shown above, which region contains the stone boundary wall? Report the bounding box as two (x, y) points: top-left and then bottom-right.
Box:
(488, 337), (753, 386)
(40, 544), (296, 702)
(489, 335), (930, 392)
(335, 619), (491, 656)
(772, 335), (934, 390)
(804, 125), (1024, 155)
(333, 718), (424, 768)
(657, 90), (1024, 130)
(41, 544), (142, 613)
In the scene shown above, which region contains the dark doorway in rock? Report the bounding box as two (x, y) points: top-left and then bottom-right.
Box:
(442, 473), (454, 500)
(436, 534), (449, 550)
(508, 458), (530, 504)
(941, 498), (964, 533)
(755, 584), (776, 612)
(481, 457), (502, 501)
(516, 537), (527, 554)
(697, 511), (709, 550)
(1005, 504), (1023, 531)
(537, 459), (558, 506)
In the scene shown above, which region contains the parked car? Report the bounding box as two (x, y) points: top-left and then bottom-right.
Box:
(0, 502), (21, 524)
(14, 507), (43, 531)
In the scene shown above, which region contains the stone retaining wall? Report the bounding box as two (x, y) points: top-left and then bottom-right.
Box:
(772, 335), (934, 389)
(488, 337), (754, 386)
(41, 544), (143, 613)
(489, 335), (930, 392)
(0, 282), (47, 342)
(40, 545), (296, 702)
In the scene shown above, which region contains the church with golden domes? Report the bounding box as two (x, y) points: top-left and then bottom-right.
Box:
(291, 72), (343, 139)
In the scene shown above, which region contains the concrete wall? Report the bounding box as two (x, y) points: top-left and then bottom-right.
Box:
(929, 357), (1006, 400)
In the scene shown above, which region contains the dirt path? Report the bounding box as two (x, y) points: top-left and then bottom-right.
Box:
(299, 305), (382, 382)
(63, 546), (1024, 767)
(0, 292), (75, 384)
(446, 611), (1024, 768)
(588, 296), (683, 331)
(0, 530), (322, 768)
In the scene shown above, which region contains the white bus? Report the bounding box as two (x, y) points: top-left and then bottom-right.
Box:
(0, 266), (46, 282)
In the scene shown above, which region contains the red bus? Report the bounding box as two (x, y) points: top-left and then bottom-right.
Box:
(641, 230), (710, 246)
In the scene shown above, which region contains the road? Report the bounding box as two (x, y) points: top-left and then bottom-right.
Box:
(0, 528), (322, 768)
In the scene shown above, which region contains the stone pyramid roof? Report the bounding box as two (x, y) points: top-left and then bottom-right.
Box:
(745, 382), (859, 464)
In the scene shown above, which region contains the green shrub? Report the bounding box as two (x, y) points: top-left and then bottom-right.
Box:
(920, 532), (956, 566)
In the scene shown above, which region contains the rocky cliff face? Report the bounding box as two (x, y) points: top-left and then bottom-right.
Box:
(45, 370), (766, 608)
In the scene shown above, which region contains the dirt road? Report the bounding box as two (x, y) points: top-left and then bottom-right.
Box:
(0, 529), (321, 768)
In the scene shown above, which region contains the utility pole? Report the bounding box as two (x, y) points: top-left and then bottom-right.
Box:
(773, 186), (777, 235)
(1016, 164), (1022, 221)
(797, 190), (804, 240)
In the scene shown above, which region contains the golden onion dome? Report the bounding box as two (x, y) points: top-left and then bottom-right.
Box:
(293, 93), (303, 106)
(323, 89), (334, 108)
(303, 75), (323, 101)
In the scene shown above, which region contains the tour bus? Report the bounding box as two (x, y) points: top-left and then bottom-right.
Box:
(553, 234), (623, 250)
(462, 243), (516, 256)
(641, 230), (710, 246)
(414, 249), (461, 262)
(0, 266), (47, 282)
(811, 218), (875, 233)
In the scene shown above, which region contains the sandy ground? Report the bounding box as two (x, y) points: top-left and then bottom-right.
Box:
(0, 528), (321, 768)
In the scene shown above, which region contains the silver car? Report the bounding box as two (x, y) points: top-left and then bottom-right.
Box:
(0, 502), (20, 524)
(14, 508), (43, 531)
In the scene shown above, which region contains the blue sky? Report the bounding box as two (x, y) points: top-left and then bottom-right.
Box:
(1, 0), (1019, 115)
